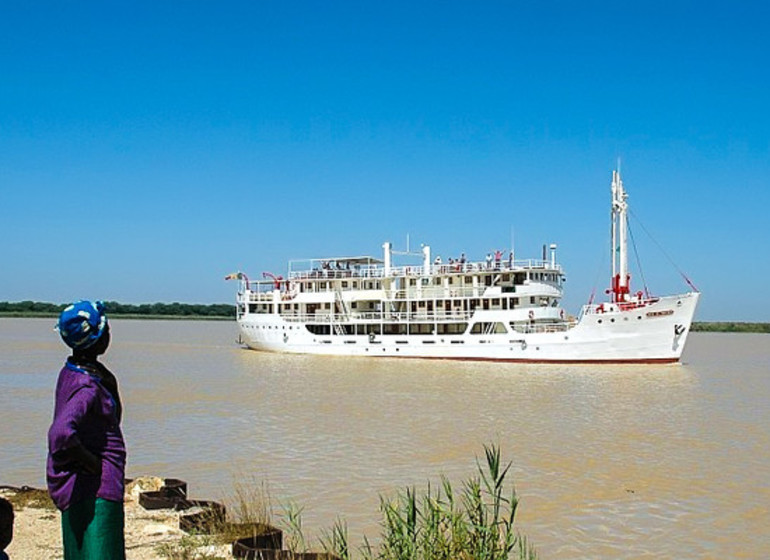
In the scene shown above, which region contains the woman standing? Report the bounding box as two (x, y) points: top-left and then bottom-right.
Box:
(47, 301), (126, 559)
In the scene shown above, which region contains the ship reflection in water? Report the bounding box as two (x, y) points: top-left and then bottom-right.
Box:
(1, 319), (768, 559)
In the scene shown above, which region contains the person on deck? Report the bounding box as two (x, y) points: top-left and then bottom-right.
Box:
(47, 300), (126, 560)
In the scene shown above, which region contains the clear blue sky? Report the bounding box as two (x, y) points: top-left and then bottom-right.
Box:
(1, 1), (768, 321)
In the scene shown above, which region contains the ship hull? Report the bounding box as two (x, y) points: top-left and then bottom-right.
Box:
(237, 292), (699, 364)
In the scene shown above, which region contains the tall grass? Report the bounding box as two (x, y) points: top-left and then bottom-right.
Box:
(316, 444), (537, 560)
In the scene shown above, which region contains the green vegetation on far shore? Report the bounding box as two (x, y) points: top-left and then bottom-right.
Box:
(1, 301), (767, 332)
(0, 300), (235, 320)
(691, 321), (770, 333)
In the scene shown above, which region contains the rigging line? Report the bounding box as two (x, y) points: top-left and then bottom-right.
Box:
(627, 220), (650, 299)
(587, 241), (608, 307)
(629, 208), (700, 292)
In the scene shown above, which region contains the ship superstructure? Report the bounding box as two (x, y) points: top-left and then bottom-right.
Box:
(230, 170), (699, 363)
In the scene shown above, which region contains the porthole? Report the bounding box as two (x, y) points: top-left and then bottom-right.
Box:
(598, 319), (603, 324)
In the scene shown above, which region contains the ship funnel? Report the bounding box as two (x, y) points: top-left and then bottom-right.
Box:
(383, 242), (392, 276)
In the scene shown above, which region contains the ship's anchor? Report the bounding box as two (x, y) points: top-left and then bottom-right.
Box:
(674, 324), (685, 336)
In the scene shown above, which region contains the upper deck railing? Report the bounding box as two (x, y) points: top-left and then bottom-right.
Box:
(284, 259), (561, 282)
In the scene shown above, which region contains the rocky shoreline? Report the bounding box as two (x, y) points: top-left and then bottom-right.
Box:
(1, 478), (234, 560)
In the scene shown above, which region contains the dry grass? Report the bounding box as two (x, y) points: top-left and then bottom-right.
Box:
(1, 487), (55, 511)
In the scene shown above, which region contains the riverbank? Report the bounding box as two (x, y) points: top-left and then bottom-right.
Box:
(1, 481), (233, 560)
(3, 310), (768, 333)
(0, 301), (235, 320)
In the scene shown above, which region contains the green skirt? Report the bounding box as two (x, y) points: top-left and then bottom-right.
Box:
(61, 497), (125, 560)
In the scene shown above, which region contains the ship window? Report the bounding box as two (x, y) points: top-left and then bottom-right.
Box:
(513, 298), (519, 306)
(492, 299), (500, 306)
(470, 322), (507, 334)
(342, 281), (348, 288)
(306, 325), (331, 335)
(437, 322), (468, 335)
(351, 302), (357, 309)
(408, 323), (434, 335)
(530, 297), (536, 304)
(383, 324), (408, 335)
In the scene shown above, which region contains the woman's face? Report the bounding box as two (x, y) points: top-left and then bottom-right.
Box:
(78, 323), (111, 358)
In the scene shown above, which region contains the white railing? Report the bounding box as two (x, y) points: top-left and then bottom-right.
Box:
(509, 320), (576, 334)
(286, 259), (562, 281)
(275, 311), (474, 323)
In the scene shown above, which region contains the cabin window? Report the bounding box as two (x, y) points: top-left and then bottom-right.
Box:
(408, 324), (434, 335)
(383, 324), (408, 335)
(513, 298), (520, 306)
(492, 299), (500, 306)
(306, 325), (330, 335)
(470, 322), (507, 334)
(323, 303), (330, 310)
(342, 281), (348, 288)
(351, 302), (357, 309)
(530, 297), (536, 304)
(437, 322), (468, 335)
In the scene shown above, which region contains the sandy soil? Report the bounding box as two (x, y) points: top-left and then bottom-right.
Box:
(2, 478), (234, 560)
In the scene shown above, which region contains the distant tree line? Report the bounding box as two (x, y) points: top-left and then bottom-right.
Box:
(691, 322), (770, 333)
(0, 301), (235, 319)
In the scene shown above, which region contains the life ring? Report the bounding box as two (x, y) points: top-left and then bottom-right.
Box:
(528, 310), (534, 320)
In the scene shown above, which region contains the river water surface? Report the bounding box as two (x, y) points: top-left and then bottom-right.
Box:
(1, 318), (768, 558)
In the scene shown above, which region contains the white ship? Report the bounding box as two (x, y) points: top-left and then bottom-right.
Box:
(229, 170), (699, 363)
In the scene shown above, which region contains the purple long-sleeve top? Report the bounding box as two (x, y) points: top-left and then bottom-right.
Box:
(47, 359), (126, 511)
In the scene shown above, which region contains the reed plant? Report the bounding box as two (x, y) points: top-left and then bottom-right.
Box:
(315, 444), (537, 560)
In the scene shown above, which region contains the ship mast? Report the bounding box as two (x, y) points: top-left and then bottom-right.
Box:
(611, 168), (630, 302)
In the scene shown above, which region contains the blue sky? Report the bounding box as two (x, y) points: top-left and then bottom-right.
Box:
(1, 1), (768, 321)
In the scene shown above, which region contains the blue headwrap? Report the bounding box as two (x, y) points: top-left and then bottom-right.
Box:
(57, 300), (108, 350)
